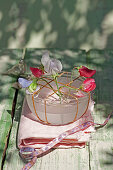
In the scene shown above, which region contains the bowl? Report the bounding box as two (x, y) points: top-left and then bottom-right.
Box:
(26, 75), (90, 125)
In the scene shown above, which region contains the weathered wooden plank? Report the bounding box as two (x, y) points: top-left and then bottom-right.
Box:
(33, 147), (90, 170)
(0, 49), (23, 119)
(89, 141), (113, 170)
(86, 49), (113, 105)
(86, 50), (113, 170)
(0, 49), (23, 168)
(4, 49), (90, 170)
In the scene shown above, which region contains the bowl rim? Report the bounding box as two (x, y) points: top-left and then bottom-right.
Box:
(27, 76), (90, 106)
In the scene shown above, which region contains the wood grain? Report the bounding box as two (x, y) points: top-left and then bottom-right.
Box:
(0, 49), (23, 168)
(86, 50), (113, 170)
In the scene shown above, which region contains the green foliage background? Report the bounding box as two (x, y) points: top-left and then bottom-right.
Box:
(0, 0), (113, 50)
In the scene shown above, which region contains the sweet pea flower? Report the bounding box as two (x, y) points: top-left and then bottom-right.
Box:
(30, 67), (44, 78)
(18, 78), (32, 88)
(82, 78), (96, 92)
(41, 52), (62, 75)
(78, 66), (96, 77)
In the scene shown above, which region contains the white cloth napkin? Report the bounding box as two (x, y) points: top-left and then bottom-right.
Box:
(18, 98), (95, 149)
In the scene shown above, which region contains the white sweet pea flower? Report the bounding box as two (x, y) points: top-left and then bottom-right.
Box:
(41, 52), (62, 75)
(41, 52), (50, 66)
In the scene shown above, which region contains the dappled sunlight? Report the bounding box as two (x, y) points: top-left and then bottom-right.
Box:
(26, 31), (45, 48)
(40, 9), (52, 33)
(102, 11), (113, 34)
(8, 22), (28, 48)
(0, 11), (3, 21)
(75, 16), (87, 30)
(0, 55), (12, 72)
(0, 31), (2, 39)
(80, 30), (105, 50)
(86, 50), (113, 109)
(0, 0), (113, 49)
(0, 47), (113, 169)
(44, 31), (58, 45)
(76, 0), (90, 14)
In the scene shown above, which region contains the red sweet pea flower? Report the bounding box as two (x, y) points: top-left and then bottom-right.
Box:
(79, 66), (96, 77)
(82, 78), (96, 92)
(30, 67), (44, 78)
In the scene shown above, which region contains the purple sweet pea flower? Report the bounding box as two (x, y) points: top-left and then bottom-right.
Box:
(18, 78), (32, 88)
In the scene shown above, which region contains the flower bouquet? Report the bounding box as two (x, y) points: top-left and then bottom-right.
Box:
(18, 52), (96, 125)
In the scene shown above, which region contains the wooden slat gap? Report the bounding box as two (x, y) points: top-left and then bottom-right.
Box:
(88, 142), (91, 170)
(1, 88), (19, 170)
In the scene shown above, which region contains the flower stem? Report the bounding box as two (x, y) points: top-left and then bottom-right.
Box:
(59, 85), (79, 91)
(40, 77), (60, 97)
(54, 76), (62, 102)
(68, 72), (73, 95)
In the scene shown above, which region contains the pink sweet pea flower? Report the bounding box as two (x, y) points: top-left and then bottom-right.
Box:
(30, 67), (44, 78)
(78, 66), (96, 77)
(82, 78), (96, 92)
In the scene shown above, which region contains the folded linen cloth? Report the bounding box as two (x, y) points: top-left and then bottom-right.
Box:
(18, 98), (95, 149)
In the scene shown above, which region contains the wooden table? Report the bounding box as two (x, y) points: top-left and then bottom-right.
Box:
(0, 49), (113, 170)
